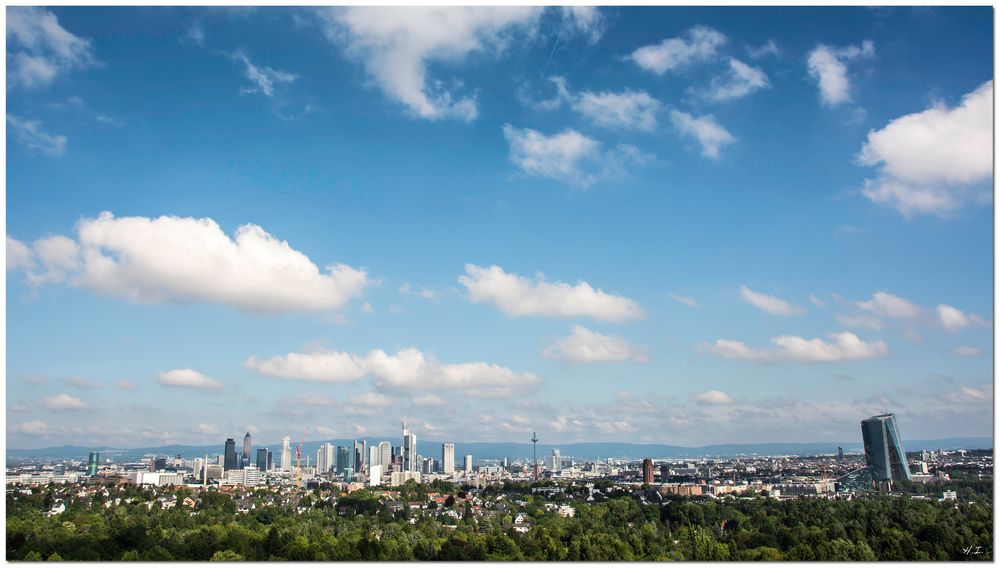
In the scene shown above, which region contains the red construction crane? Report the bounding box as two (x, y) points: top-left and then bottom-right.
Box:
(295, 427), (308, 486)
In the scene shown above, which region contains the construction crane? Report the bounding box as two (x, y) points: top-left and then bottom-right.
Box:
(295, 427), (308, 487)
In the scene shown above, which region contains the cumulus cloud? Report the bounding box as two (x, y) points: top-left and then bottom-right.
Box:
(667, 293), (699, 308)
(694, 390), (735, 405)
(7, 7), (97, 89)
(317, 7), (544, 121)
(246, 350), (367, 383)
(7, 212), (371, 314)
(248, 346), (540, 398)
(502, 124), (651, 188)
(704, 58), (769, 102)
(670, 110), (735, 159)
(10, 420), (52, 434)
(806, 40), (874, 106)
(7, 236), (34, 271)
(156, 369), (223, 390)
(740, 285), (803, 317)
(231, 50), (297, 98)
(7, 115), (68, 156)
(858, 81), (992, 217)
(41, 393), (94, 410)
(23, 235), (79, 286)
(542, 325), (648, 364)
(630, 25), (726, 75)
(571, 89), (661, 131)
(953, 346), (983, 357)
(856, 291), (921, 320)
(706, 331), (889, 363)
(559, 6), (604, 43)
(747, 39), (780, 59)
(458, 263), (643, 323)
(936, 304), (987, 332)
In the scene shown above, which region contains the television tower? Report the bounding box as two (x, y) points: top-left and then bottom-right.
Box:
(531, 431), (539, 482)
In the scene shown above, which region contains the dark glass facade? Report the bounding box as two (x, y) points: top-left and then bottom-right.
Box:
(861, 413), (912, 482)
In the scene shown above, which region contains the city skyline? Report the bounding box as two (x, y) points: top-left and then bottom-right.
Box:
(6, 6), (994, 450)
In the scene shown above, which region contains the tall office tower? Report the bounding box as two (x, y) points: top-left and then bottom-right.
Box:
(224, 438), (238, 471)
(369, 445), (379, 470)
(242, 432), (252, 468)
(402, 418), (417, 472)
(281, 436), (292, 472)
(337, 445), (351, 474)
(502, 458), (509, 469)
(551, 449), (561, 471)
(353, 440), (367, 473)
(344, 467), (354, 483)
(316, 448), (324, 473)
(266, 451), (273, 471)
(642, 458), (654, 484)
(442, 443), (455, 474)
(378, 441), (391, 471)
(422, 458), (436, 474)
(322, 443), (336, 473)
(660, 464), (669, 482)
(256, 448), (268, 471)
(87, 452), (100, 476)
(837, 446), (845, 461)
(464, 454), (473, 473)
(861, 413), (913, 483)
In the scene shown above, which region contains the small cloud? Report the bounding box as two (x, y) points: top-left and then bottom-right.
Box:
(670, 110), (735, 159)
(542, 325), (648, 364)
(667, 293), (699, 308)
(740, 285), (803, 317)
(809, 294), (826, 308)
(230, 49), (297, 98)
(116, 379), (136, 390)
(7, 115), (67, 156)
(196, 423), (220, 435)
(95, 114), (125, 128)
(65, 376), (101, 390)
(156, 368), (223, 390)
(953, 346), (983, 357)
(41, 393), (94, 410)
(693, 389), (735, 405)
(746, 39), (780, 59)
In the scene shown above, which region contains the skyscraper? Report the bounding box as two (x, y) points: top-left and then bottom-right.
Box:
(464, 454), (473, 473)
(242, 432), (252, 468)
(256, 448), (268, 471)
(402, 418), (417, 472)
(861, 413), (912, 483)
(378, 441), (391, 471)
(337, 445), (351, 474)
(442, 443), (455, 474)
(87, 452), (100, 476)
(642, 458), (654, 484)
(321, 443), (336, 473)
(551, 449), (561, 472)
(281, 436), (292, 472)
(223, 439), (238, 471)
(369, 445), (379, 471)
(837, 446), (844, 461)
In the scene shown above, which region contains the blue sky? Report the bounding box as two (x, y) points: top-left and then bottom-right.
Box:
(6, 6), (993, 450)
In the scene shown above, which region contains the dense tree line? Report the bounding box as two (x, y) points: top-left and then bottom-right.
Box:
(6, 483), (992, 561)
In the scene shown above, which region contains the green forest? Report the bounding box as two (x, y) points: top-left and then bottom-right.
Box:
(6, 479), (992, 561)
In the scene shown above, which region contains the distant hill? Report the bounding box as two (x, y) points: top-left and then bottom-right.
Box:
(7, 437), (991, 462)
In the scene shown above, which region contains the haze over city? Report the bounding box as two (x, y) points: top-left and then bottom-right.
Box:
(6, 6), (993, 451)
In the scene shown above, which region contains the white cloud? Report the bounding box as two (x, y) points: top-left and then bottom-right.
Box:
(7, 115), (68, 156)
(542, 325), (648, 364)
(318, 7), (543, 121)
(95, 114), (125, 128)
(65, 376), (100, 390)
(747, 39), (780, 59)
(953, 346), (983, 357)
(9, 212), (371, 314)
(7, 236), (34, 271)
(196, 423), (220, 435)
(572, 89), (661, 131)
(458, 263), (643, 323)
(502, 125), (651, 188)
(667, 293), (699, 308)
(694, 390), (735, 405)
(7, 7), (96, 89)
(246, 350), (367, 383)
(250, 346), (540, 399)
(24, 235), (80, 286)
(231, 50), (297, 98)
(704, 58), (769, 102)
(517, 75), (572, 111)
(670, 110), (735, 159)
(936, 303), (987, 332)
(116, 380), (136, 390)
(857, 291), (920, 320)
(11, 420), (51, 434)
(41, 393), (94, 410)
(630, 26), (726, 75)
(412, 394), (447, 407)
(739, 285), (803, 317)
(806, 40), (874, 106)
(398, 282), (439, 301)
(559, 6), (604, 43)
(706, 331), (889, 363)
(809, 294), (826, 308)
(156, 369), (223, 390)
(835, 313), (884, 331)
(858, 81), (992, 217)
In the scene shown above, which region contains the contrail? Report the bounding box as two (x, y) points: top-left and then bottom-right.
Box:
(542, 34), (560, 75)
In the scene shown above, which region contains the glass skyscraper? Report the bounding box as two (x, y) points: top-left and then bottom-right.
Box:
(224, 438), (238, 471)
(861, 413), (912, 482)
